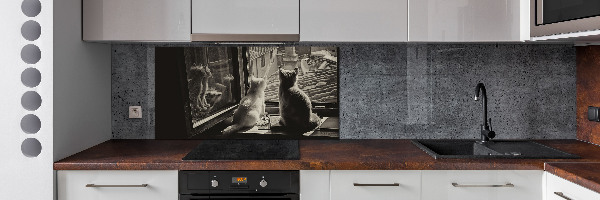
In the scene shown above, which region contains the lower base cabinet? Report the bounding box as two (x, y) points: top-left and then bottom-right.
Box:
(56, 169), (600, 200)
(57, 170), (178, 200)
(330, 170), (421, 200)
(422, 170), (543, 200)
(545, 172), (600, 200)
(300, 170), (545, 200)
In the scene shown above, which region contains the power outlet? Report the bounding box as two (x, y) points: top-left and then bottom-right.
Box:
(589, 106), (600, 122)
(129, 106), (142, 119)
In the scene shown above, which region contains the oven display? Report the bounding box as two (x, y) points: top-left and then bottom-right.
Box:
(232, 177), (247, 184)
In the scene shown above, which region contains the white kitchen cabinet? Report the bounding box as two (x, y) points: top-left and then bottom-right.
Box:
(300, 170), (330, 200)
(422, 170), (543, 200)
(300, 0), (408, 42)
(57, 170), (178, 200)
(409, 0), (529, 42)
(191, 0), (299, 41)
(83, 0), (191, 41)
(330, 170), (421, 200)
(545, 172), (600, 200)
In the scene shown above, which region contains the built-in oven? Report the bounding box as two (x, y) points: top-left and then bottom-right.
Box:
(531, 0), (600, 38)
(179, 171), (299, 200)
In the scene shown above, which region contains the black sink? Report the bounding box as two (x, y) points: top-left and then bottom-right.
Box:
(412, 140), (579, 159)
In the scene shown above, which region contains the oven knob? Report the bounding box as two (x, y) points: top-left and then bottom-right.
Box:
(259, 179), (267, 187)
(211, 180), (219, 188)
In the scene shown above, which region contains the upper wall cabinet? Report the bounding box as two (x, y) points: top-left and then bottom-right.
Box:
(300, 0), (408, 42)
(83, 0), (191, 41)
(409, 0), (529, 42)
(82, 0), (529, 42)
(191, 0), (300, 41)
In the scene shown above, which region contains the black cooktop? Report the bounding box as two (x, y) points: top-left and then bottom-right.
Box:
(182, 140), (300, 160)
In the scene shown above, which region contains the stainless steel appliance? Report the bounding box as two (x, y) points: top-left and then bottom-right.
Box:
(179, 171), (299, 199)
(531, 0), (600, 37)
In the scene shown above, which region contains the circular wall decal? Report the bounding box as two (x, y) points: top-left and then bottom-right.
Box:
(21, 68), (41, 88)
(21, 91), (42, 111)
(21, 138), (42, 157)
(21, 0), (41, 17)
(21, 44), (41, 64)
(21, 20), (41, 41)
(20, 114), (41, 134)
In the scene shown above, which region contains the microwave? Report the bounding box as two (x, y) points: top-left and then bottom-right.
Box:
(531, 0), (600, 39)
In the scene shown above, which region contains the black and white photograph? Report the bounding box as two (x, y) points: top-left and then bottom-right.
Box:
(156, 46), (339, 139)
(183, 47), (242, 130)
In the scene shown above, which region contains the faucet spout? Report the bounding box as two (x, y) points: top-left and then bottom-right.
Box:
(474, 83), (495, 142)
(474, 83), (487, 129)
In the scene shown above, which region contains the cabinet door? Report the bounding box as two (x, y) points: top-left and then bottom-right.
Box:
(300, 0), (408, 42)
(57, 170), (178, 200)
(300, 170), (330, 200)
(82, 0), (191, 41)
(422, 170), (542, 200)
(330, 170), (420, 200)
(191, 0), (299, 41)
(545, 172), (600, 200)
(409, 0), (529, 42)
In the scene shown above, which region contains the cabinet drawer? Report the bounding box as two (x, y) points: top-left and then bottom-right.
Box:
(422, 170), (542, 200)
(57, 170), (178, 200)
(546, 172), (600, 200)
(330, 170), (421, 200)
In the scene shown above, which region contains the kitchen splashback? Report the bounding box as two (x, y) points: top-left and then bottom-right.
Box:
(576, 46), (600, 145)
(112, 43), (576, 139)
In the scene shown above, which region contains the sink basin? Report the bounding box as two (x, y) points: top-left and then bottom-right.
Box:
(412, 140), (579, 159)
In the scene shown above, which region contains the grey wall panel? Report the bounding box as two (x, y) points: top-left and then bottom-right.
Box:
(111, 43), (576, 140)
(112, 45), (156, 139)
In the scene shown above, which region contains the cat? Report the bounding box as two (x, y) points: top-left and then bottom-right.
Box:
(222, 75), (267, 135)
(197, 64), (212, 110)
(278, 68), (321, 132)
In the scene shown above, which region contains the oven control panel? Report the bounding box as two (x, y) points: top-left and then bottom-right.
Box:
(179, 171), (299, 194)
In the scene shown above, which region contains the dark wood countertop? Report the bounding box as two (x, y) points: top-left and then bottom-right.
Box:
(545, 162), (600, 194)
(54, 139), (600, 171)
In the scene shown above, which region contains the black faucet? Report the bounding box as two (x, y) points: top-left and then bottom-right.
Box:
(474, 83), (495, 143)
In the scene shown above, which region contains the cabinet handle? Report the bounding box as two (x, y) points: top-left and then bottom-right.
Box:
(86, 184), (149, 188)
(554, 192), (573, 200)
(451, 183), (514, 188)
(353, 183), (400, 186)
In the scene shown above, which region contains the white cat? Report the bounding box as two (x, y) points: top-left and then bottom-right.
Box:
(222, 76), (267, 135)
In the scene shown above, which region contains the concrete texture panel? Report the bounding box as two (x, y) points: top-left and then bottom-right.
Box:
(111, 44), (576, 140)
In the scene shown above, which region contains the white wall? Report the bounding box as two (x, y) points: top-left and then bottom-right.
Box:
(53, 0), (111, 162)
(1, 0), (110, 199)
